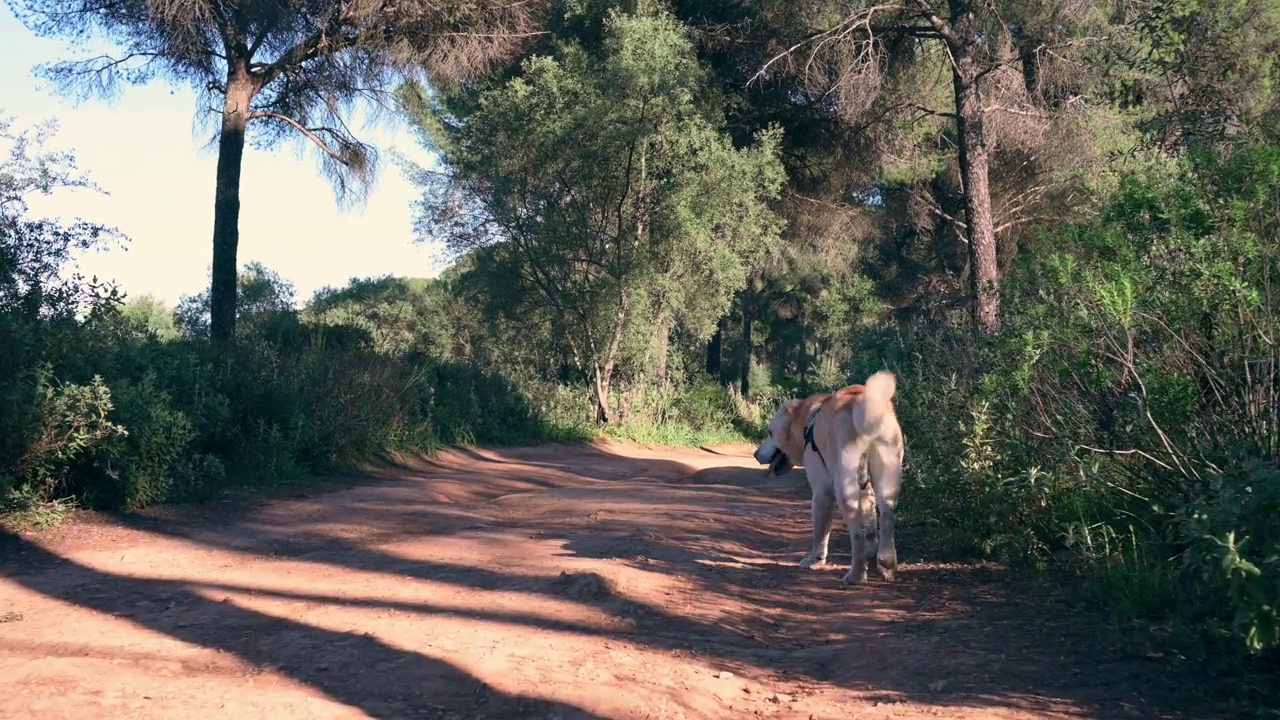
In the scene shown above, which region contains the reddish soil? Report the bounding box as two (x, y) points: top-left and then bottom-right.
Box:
(0, 440), (1272, 719)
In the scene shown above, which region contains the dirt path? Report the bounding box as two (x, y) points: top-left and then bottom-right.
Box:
(0, 441), (1270, 719)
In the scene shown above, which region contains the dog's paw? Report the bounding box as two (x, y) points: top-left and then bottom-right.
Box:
(799, 554), (827, 570)
(840, 568), (868, 586)
(878, 556), (897, 582)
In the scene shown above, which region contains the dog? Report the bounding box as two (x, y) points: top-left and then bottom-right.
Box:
(753, 372), (904, 585)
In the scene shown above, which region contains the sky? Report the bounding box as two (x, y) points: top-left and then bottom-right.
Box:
(0, 6), (448, 308)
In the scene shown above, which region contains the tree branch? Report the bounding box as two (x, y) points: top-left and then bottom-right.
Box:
(911, 0), (958, 46)
(869, 24), (943, 37)
(788, 191), (855, 212)
(983, 104), (1052, 118)
(205, 0), (239, 59)
(910, 102), (956, 120)
(258, 2), (352, 85)
(57, 52), (168, 77)
(435, 30), (550, 39)
(923, 193), (967, 234)
(247, 19), (281, 58)
(247, 111), (349, 164)
(750, 3), (908, 85)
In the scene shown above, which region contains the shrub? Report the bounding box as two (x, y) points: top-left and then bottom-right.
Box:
(851, 141), (1280, 654)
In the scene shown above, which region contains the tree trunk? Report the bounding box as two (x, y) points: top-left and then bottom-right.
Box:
(706, 315), (725, 381)
(949, 0), (1001, 335)
(799, 341), (808, 395)
(592, 294), (630, 425)
(798, 303), (809, 394)
(209, 68), (257, 346)
(593, 363), (614, 425)
(740, 292), (753, 400)
(653, 309), (670, 395)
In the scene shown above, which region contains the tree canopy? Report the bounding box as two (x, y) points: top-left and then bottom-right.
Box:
(9, 0), (550, 344)
(404, 6), (785, 422)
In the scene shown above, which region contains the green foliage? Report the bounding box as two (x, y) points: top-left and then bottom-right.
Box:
(0, 113), (605, 513)
(305, 275), (453, 357)
(600, 375), (773, 446)
(7, 299), (601, 511)
(14, 372), (127, 500)
(0, 111), (127, 501)
(175, 261), (302, 342)
(93, 372), (197, 509)
(118, 295), (179, 341)
(404, 5), (785, 421)
(1121, 0), (1280, 149)
(852, 138), (1280, 655)
(1185, 461), (1280, 653)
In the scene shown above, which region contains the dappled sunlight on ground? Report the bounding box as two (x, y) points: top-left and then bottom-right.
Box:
(1, 440), (1268, 719)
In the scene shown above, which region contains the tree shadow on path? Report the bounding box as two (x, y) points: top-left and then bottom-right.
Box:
(7, 443), (1278, 720)
(0, 527), (608, 720)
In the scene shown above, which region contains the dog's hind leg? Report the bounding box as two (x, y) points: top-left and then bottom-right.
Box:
(856, 456), (879, 561)
(834, 451), (871, 586)
(868, 442), (903, 581)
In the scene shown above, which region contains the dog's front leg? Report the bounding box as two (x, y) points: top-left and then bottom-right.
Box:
(800, 489), (834, 569)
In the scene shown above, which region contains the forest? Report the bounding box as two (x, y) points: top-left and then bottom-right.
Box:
(3, 0), (1280, 659)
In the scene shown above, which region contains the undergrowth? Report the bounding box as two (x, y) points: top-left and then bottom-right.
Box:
(846, 141), (1280, 658)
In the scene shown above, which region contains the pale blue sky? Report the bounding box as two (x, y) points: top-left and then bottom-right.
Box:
(1, 5), (446, 308)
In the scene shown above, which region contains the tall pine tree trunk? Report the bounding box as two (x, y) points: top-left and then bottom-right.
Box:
(948, 0), (1001, 335)
(798, 302), (809, 394)
(799, 341), (809, 395)
(706, 315), (725, 381)
(655, 330), (671, 392)
(210, 67), (257, 346)
(740, 292), (754, 400)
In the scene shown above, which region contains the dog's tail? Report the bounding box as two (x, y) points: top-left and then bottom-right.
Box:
(852, 371), (896, 437)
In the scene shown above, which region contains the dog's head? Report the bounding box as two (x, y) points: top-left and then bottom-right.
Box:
(754, 399), (802, 475)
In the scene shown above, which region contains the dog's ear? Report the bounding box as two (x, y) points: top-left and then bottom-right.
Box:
(782, 399), (802, 415)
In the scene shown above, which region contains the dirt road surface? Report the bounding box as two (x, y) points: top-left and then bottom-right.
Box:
(0, 441), (1272, 719)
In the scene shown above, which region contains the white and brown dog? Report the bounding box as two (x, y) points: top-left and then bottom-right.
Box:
(754, 372), (904, 585)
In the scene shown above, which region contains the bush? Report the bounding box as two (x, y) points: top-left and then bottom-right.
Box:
(89, 372), (196, 509)
(0, 111), (128, 503)
(850, 140), (1280, 654)
(9, 372), (126, 502)
(2, 153), (599, 510)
